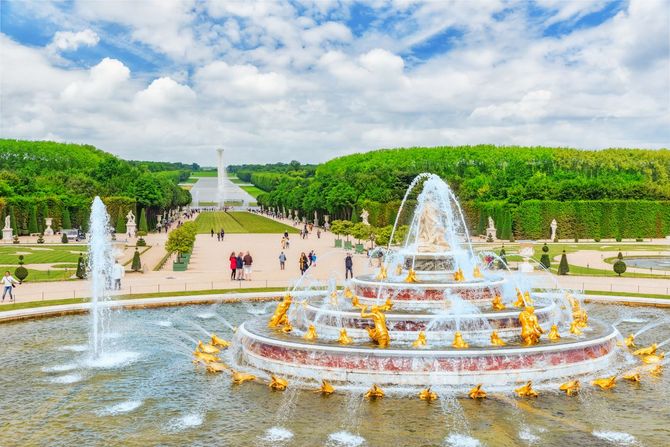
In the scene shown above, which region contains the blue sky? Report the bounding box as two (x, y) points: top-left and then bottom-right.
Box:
(0, 0), (667, 164)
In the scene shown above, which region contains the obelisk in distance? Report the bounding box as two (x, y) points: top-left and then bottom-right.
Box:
(216, 148), (225, 209)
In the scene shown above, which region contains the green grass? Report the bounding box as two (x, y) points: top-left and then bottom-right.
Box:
(0, 287), (285, 312)
(240, 185), (265, 198)
(194, 211), (298, 234)
(228, 176), (247, 184)
(191, 171), (218, 177)
(0, 245), (87, 264)
(181, 177), (198, 184)
(585, 290), (670, 300)
(0, 267), (75, 282)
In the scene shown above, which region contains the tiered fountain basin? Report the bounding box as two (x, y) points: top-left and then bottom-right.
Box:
(351, 275), (506, 308)
(235, 318), (619, 387)
(301, 299), (559, 341)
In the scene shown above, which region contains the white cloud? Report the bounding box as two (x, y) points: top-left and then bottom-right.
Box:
(194, 61), (288, 101)
(134, 77), (196, 109)
(49, 29), (99, 52)
(61, 57), (130, 102)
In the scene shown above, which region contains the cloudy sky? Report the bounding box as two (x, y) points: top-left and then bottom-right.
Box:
(1, 0), (668, 165)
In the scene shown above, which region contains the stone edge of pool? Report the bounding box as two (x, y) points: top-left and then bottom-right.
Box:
(0, 292), (668, 324)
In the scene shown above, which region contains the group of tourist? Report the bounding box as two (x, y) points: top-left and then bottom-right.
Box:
(229, 251), (253, 280)
(211, 228), (226, 241)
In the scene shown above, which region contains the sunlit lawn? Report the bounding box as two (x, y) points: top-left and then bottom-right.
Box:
(0, 245), (87, 264)
(194, 211), (298, 234)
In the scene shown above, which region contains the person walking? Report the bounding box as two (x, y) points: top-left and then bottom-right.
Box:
(345, 253), (353, 279)
(299, 252), (309, 275)
(243, 251), (253, 280)
(220, 228), (225, 240)
(217, 231), (221, 241)
(279, 251), (287, 270)
(112, 260), (124, 290)
(311, 251), (317, 267)
(229, 252), (237, 280)
(316, 229), (321, 239)
(236, 252), (244, 280)
(211, 228), (214, 237)
(1, 271), (19, 302)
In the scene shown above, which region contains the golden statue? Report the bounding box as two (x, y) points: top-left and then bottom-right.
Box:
(559, 380), (580, 396)
(419, 388), (438, 401)
(303, 324), (318, 341)
(524, 291), (533, 306)
(491, 294), (505, 311)
(452, 331), (469, 348)
(568, 295), (588, 328)
(515, 381), (538, 398)
(405, 268), (418, 283)
(416, 200), (450, 252)
(351, 295), (366, 310)
(514, 289), (525, 308)
(365, 384), (384, 399)
(338, 328), (353, 345)
(412, 331), (427, 348)
(360, 306), (390, 348)
(490, 331), (506, 346)
(197, 341), (220, 355)
(641, 353), (664, 364)
(269, 375), (288, 391)
(281, 321), (293, 333)
(206, 362), (227, 373)
(193, 350), (220, 364)
(316, 380), (335, 395)
(268, 294), (292, 328)
(378, 297), (393, 312)
(231, 371), (256, 384)
(211, 334), (230, 348)
(650, 364), (663, 375)
(622, 372), (641, 382)
(453, 268), (464, 282)
(473, 266), (482, 278)
(376, 265), (387, 280)
(623, 334), (636, 348)
(344, 287), (354, 299)
(468, 384), (487, 399)
(330, 291), (339, 306)
(519, 306), (544, 346)
(591, 376), (616, 390)
(633, 344), (657, 356)
(395, 264), (403, 276)
(548, 325), (561, 341)
(569, 320), (582, 336)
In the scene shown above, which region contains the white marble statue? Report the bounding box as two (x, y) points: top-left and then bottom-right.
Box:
(360, 209), (370, 226)
(487, 216), (495, 230)
(313, 211), (319, 227)
(417, 200), (450, 252)
(485, 215), (497, 241)
(550, 219), (558, 240)
(2, 215), (12, 242)
(3, 215), (10, 230)
(126, 210), (136, 225)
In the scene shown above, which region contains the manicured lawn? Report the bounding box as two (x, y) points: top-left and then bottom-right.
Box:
(194, 212), (298, 234)
(0, 245), (87, 264)
(191, 171), (218, 177)
(240, 185), (265, 198)
(228, 176), (247, 184)
(0, 266), (75, 282)
(181, 177), (198, 184)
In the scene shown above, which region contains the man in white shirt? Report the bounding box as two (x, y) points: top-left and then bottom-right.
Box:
(112, 261), (124, 290)
(2, 271), (19, 302)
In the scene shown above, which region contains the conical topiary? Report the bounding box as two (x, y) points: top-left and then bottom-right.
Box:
(558, 250), (569, 275)
(138, 208), (148, 235)
(539, 243), (551, 269)
(61, 232), (69, 243)
(617, 251), (623, 260)
(75, 254), (86, 279)
(131, 248), (142, 272)
(497, 246), (507, 269)
(28, 206), (39, 234)
(14, 255), (28, 282)
(115, 212), (126, 234)
(62, 207), (72, 229)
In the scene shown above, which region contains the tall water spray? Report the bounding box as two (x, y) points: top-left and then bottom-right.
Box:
(88, 197), (115, 357)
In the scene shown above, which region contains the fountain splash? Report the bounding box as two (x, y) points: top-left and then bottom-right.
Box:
(88, 196), (115, 358)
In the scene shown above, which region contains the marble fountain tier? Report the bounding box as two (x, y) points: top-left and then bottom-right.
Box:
(233, 174), (621, 389)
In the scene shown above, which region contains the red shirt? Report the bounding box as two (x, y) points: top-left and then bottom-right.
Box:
(229, 256), (237, 270)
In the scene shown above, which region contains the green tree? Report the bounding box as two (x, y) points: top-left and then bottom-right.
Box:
(9, 206), (17, 235)
(138, 208), (148, 234)
(613, 259), (626, 276)
(558, 250), (569, 275)
(14, 255), (28, 282)
(351, 222), (372, 244)
(76, 254), (86, 279)
(131, 248), (142, 272)
(28, 206), (39, 234)
(539, 243), (551, 269)
(617, 251), (624, 260)
(165, 221), (197, 260)
(116, 212), (126, 234)
(62, 207), (72, 229)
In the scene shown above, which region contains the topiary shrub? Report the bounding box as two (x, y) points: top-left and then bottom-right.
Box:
(139, 209), (148, 233)
(594, 237), (601, 242)
(61, 233), (68, 243)
(558, 250), (569, 275)
(615, 236), (622, 242)
(539, 243), (551, 269)
(12, 235), (19, 244)
(635, 237), (643, 242)
(75, 254), (86, 279)
(553, 236), (558, 243)
(136, 237), (146, 247)
(617, 251), (624, 260)
(613, 260), (627, 276)
(486, 233), (493, 243)
(131, 248), (142, 272)
(14, 255), (28, 282)
(37, 233), (45, 244)
(497, 246), (507, 269)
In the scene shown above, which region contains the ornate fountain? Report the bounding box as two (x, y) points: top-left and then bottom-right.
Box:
(232, 175), (622, 389)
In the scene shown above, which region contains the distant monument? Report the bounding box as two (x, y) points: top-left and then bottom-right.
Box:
(485, 216), (497, 241)
(126, 210), (137, 237)
(360, 209), (370, 226)
(550, 219), (558, 241)
(2, 215), (13, 242)
(44, 217), (54, 236)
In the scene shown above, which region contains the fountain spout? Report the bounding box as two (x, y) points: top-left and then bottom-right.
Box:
(268, 295), (292, 328)
(519, 306), (543, 345)
(360, 306), (390, 348)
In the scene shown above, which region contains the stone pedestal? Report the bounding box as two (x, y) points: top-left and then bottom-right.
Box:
(2, 229), (13, 243)
(485, 227), (496, 241)
(44, 218), (54, 236)
(126, 223), (137, 237)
